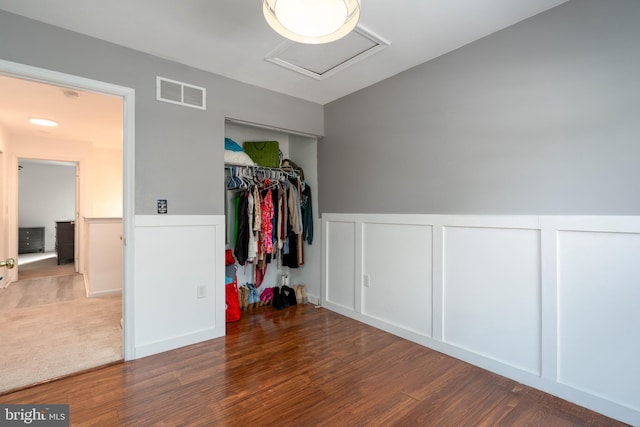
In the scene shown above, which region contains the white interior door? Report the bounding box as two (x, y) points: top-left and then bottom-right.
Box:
(0, 150), (7, 287)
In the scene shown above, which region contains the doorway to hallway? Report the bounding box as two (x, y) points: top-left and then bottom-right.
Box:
(0, 61), (132, 392)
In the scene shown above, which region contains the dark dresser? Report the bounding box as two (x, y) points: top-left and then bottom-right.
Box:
(56, 221), (75, 264)
(18, 227), (45, 253)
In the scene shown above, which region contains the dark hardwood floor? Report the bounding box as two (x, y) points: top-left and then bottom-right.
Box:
(1, 304), (628, 426)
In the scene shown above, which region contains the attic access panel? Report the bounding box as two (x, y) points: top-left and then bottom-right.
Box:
(265, 26), (389, 80)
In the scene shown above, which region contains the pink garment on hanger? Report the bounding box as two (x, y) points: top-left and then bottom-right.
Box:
(260, 187), (274, 254)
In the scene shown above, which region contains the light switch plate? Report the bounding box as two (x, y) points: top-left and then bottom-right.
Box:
(197, 285), (206, 299)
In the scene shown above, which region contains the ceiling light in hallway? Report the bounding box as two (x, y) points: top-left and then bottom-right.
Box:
(29, 118), (58, 127)
(263, 0), (360, 44)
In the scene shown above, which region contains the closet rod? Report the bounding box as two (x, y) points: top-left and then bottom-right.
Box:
(224, 163), (301, 178)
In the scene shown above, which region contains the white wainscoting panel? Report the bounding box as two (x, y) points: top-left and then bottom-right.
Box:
(133, 215), (225, 358)
(324, 220), (356, 311)
(362, 222), (432, 337)
(443, 226), (541, 375)
(84, 217), (122, 297)
(557, 230), (640, 412)
(322, 214), (640, 426)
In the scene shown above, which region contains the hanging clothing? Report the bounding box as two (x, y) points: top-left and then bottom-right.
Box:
(252, 185), (262, 233)
(233, 193), (240, 246)
(287, 180), (302, 235)
(260, 187), (274, 254)
(278, 182), (287, 254)
(234, 193), (249, 265)
(247, 190), (257, 262)
(301, 184), (313, 244)
(271, 187), (279, 253)
(294, 179), (304, 266)
(226, 164), (312, 271)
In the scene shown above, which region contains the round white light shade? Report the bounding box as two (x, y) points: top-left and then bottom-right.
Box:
(29, 118), (58, 127)
(263, 0), (361, 44)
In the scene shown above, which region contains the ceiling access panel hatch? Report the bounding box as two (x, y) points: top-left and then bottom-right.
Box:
(265, 26), (390, 80)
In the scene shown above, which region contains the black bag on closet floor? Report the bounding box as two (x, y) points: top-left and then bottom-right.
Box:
(273, 286), (297, 310)
(282, 285), (297, 307)
(272, 287), (285, 310)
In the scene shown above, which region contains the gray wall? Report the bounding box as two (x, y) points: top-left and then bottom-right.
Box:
(0, 10), (323, 215)
(321, 0), (640, 215)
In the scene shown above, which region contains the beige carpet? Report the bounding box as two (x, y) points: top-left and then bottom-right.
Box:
(0, 272), (122, 393)
(18, 253), (75, 280)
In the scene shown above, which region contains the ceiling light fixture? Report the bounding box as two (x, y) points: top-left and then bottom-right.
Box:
(29, 118), (58, 127)
(63, 89), (80, 98)
(263, 0), (361, 44)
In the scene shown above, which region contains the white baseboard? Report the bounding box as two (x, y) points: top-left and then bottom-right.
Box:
(306, 293), (321, 306)
(88, 289), (122, 298)
(134, 327), (223, 359)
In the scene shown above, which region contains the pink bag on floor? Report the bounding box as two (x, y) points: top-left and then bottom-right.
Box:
(260, 287), (274, 305)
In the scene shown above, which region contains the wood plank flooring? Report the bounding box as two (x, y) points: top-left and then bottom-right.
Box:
(0, 304), (628, 426)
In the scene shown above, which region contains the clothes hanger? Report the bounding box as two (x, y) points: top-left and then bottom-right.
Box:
(225, 167), (238, 190)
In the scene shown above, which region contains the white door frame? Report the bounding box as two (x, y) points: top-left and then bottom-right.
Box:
(15, 158), (79, 273)
(0, 59), (136, 360)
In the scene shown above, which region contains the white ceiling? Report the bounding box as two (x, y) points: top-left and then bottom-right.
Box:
(1, 0), (568, 105)
(0, 0), (568, 146)
(0, 75), (123, 149)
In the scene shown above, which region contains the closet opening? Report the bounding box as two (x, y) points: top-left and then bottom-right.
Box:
(223, 119), (320, 324)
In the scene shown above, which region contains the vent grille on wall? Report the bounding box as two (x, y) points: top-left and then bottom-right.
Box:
(156, 76), (206, 110)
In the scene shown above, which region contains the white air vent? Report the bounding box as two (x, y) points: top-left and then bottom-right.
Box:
(156, 76), (206, 110)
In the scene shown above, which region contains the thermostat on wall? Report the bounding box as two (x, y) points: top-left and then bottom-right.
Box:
(157, 199), (167, 214)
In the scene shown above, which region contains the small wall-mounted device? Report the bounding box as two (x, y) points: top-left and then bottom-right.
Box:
(157, 199), (168, 214)
(197, 285), (206, 299)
